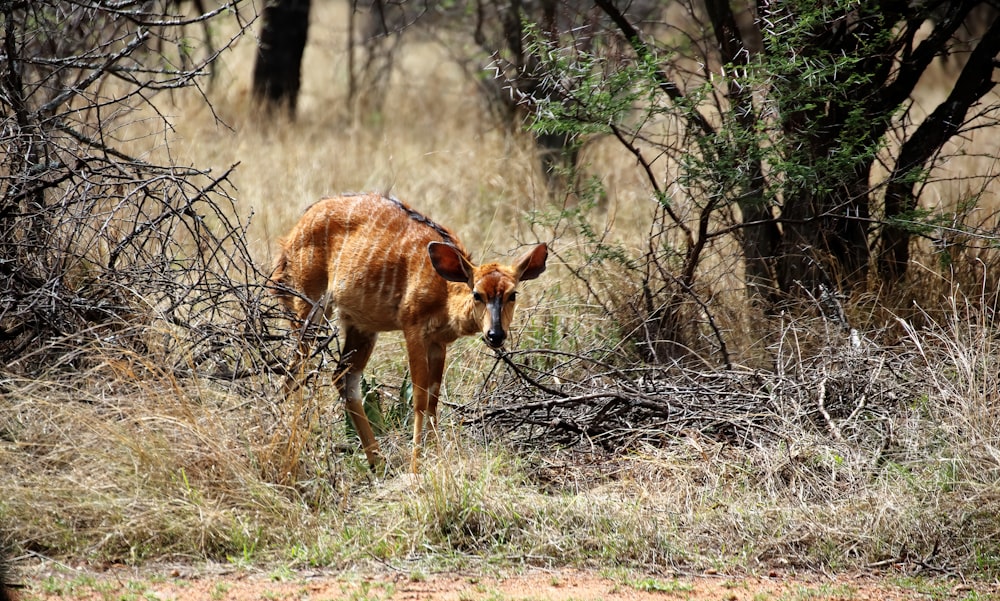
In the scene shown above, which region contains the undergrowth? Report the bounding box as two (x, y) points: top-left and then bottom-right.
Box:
(2, 295), (999, 575)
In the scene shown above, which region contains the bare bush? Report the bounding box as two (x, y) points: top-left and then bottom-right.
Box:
(0, 1), (292, 381)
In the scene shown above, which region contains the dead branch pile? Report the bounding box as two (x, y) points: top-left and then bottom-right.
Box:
(463, 344), (909, 453)
(0, 1), (298, 383)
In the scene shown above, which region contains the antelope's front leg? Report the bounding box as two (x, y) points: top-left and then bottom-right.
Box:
(406, 336), (447, 473)
(424, 342), (447, 440)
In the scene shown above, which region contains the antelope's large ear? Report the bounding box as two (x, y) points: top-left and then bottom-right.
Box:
(428, 242), (474, 283)
(514, 243), (548, 281)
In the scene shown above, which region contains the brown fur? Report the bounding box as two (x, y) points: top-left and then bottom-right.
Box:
(271, 193), (548, 472)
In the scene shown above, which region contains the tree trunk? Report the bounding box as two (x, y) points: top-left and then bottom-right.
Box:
(879, 12), (1000, 283)
(703, 0), (781, 304)
(827, 162), (873, 286)
(1, 7), (46, 262)
(252, 0), (311, 116)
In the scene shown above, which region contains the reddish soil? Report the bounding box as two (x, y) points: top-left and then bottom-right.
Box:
(19, 566), (993, 601)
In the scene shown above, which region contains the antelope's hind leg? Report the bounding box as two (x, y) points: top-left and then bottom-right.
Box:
(282, 292), (331, 396)
(337, 324), (383, 470)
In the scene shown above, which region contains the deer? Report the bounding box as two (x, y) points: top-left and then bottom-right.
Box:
(270, 193), (548, 473)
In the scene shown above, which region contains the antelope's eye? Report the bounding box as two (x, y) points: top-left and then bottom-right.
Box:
(472, 291), (483, 303)
(508, 292), (517, 303)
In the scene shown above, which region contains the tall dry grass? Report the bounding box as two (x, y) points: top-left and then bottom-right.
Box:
(2, 0), (1000, 582)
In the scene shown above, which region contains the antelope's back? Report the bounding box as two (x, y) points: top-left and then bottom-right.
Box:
(279, 193), (466, 331)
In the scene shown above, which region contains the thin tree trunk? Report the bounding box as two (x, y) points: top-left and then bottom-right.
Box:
(879, 13), (1000, 283)
(252, 0), (311, 116)
(703, 0), (781, 303)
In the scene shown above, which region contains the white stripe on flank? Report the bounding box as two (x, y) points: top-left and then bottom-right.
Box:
(374, 210), (397, 302)
(330, 199), (359, 294)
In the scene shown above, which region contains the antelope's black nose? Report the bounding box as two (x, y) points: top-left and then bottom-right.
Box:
(485, 329), (506, 348)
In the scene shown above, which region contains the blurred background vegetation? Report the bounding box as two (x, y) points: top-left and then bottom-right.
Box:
(1, 0), (999, 582)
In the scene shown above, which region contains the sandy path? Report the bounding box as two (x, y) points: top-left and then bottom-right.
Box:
(21, 565), (987, 601)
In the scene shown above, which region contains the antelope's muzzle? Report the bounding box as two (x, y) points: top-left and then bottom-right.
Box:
(484, 298), (506, 348)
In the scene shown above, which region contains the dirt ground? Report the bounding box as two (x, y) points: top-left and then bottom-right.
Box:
(17, 565), (995, 601)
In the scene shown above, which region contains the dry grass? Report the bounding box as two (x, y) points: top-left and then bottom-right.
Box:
(2, 0), (1000, 583)
(3, 312), (1000, 572)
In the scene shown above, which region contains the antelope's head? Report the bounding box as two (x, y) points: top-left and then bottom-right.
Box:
(428, 242), (548, 348)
